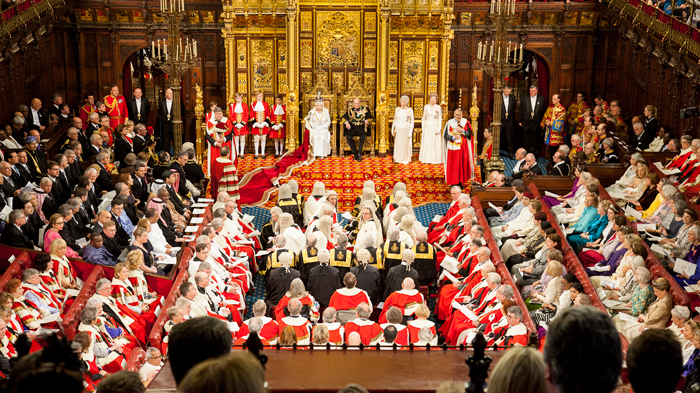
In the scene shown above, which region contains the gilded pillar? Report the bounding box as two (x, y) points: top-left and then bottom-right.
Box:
(194, 84), (205, 164)
(376, 0), (390, 157)
(285, 0), (299, 153)
(439, 1), (454, 111)
(221, 0), (236, 105)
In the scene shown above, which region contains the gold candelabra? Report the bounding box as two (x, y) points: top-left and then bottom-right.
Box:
(151, 0), (200, 151)
(474, 0), (523, 173)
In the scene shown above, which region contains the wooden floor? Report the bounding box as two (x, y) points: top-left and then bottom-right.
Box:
(147, 348), (505, 392)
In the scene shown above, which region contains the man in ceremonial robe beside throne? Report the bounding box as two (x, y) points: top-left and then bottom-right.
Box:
(341, 98), (373, 162)
(206, 107), (236, 197)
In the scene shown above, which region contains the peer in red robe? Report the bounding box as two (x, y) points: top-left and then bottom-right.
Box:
(328, 286), (372, 312)
(443, 112), (474, 186)
(378, 287), (425, 324)
(344, 318), (382, 345)
(206, 110), (235, 180)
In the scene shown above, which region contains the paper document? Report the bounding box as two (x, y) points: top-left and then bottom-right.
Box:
(190, 217), (204, 224)
(608, 191), (627, 200)
(617, 313), (639, 323)
(431, 215), (443, 223)
(602, 299), (630, 309)
(564, 227), (575, 235)
(654, 162), (665, 171)
(158, 256), (178, 265)
(191, 203), (209, 208)
(236, 239), (255, 245)
(76, 238), (88, 247)
(341, 212), (355, 221)
(182, 235), (195, 242)
(488, 202), (500, 210)
(39, 313), (60, 324)
(198, 198), (215, 203)
(440, 256), (460, 274)
(674, 258), (697, 278)
(65, 288), (81, 297)
(545, 191), (560, 198)
(636, 224), (657, 232)
(601, 278), (619, 289)
(192, 208), (207, 215)
(443, 271), (460, 285)
(0, 205), (11, 220)
(185, 226), (200, 233)
(685, 285), (700, 293)
(242, 214), (254, 225)
(623, 206), (642, 220)
(650, 244), (672, 259)
(255, 249), (274, 257)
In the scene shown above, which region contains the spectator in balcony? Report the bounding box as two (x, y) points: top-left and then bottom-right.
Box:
(615, 277), (673, 341)
(630, 121), (655, 152)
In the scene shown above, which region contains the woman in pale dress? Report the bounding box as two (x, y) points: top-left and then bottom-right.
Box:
(392, 96), (415, 164)
(419, 94), (444, 164)
(306, 100), (331, 159)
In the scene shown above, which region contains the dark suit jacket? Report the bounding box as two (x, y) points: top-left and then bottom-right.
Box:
(184, 160), (205, 184)
(41, 193), (58, 222)
(96, 163), (115, 192)
(127, 98), (150, 124)
(86, 122), (100, 137)
(10, 125), (26, 145)
(25, 149), (47, 182)
(528, 162), (543, 176)
(630, 130), (655, 151)
(69, 160), (84, 185)
(158, 100), (175, 125)
(114, 137), (133, 167)
(110, 212), (130, 248)
(59, 220), (82, 251)
(166, 185), (187, 215)
(518, 94), (547, 125)
(84, 144), (101, 163)
(102, 233), (124, 260)
(131, 174), (149, 210)
(551, 162), (570, 176)
(25, 110), (47, 131)
(501, 95), (517, 127)
(1, 176), (17, 207)
(50, 176), (70, 206)
(0, 224), (33, 249)
(48, 104), (61, 117)
(133, 134), (148, 155)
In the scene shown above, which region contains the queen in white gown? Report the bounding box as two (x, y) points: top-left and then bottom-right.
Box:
(391, 95), (415, 164)
(419, 94), (444, 164)
(306, 100), (332, 159)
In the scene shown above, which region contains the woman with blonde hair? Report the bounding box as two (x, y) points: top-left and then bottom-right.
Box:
(49, 237), (82, 292)
(111, 260), (158, 326)
(391, 95), (415, 164)
(644, 104), (657, 137)
(487, 346), (548, 393)
(419, 93), (444, 164)
(43, 213), (80, 258)
(125, 250), (162, 311)
(273, 278), (319, 322)
(312, 323), (330, 346)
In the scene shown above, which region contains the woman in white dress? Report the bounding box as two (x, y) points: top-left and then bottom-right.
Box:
(419, 94), (444, 164)
(306, 100), (332, 159)
(391, 96), (415, 164)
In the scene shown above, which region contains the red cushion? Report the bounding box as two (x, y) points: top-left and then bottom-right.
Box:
(148, 269), (189, 349)
(126, 347), (147, 372)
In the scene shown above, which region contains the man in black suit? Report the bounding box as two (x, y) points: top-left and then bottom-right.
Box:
(183, 149), (205, 185)
(58, 104), (72, 127)
(127, 88), (150, 126)
(84, 134), (103, 164)
(38, 179), (58, 222)
(46, 160), (70, 206)
(0, 210), (34, 249)
(101, 221), (125, 259)
(94, 152), (115, 192)
(15, 151), (35, 186)
(59, 127), (80, 154)
(92, 210), (111, 236)
(71, 117), (89, 148)
(512, 153), (542, 180)
(133, 124), (151, 155)
(26, 98), (47, 132)
(109, 199), (131, 248)
(47, 93), (63, 117)
(85, 112), (101, 138)
(518, 86), (547, 155)
(163, 169), (190, 217)
(629, 122), (655, 151)
(58, 205), (83, 253)
(159, 88), (175, 153)
(501, 86), (517, 155)
(65, 143), (84, 185)
(131, 161), (149, 211)
(551, 151), (570, 176)
(24, 136), (47, 182)
(10, 116), (28, 145)
(0, 162), (20, 208)
(170, 151), (191, 199)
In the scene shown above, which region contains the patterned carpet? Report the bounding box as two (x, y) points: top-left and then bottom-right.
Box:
(241, 202), (450, 320)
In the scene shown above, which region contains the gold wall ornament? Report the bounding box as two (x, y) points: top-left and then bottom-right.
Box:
(389, 41), (399, 69)
(414, 97), (424, 118)
(364, 40), (377, 69)
(237, 40), (247, 68)
(349, 72), (362, 87)
(428, 74), (438, 94)
(428, 41), (439, 70)
(202, 11), (214, 23)
(300, 39), (313, 68)
(364, 73), (375, 91)
(238, 73), (248, 93)
(316, 11), (361, 67)
(300, 11), (312, 31)
(402, 41), (425, 92)
(365, 12), (377, 31)
(278, 40), (287, 68)
(252, 40), (275, 92)
(301, 72), (313, 91)
(388, 97), (397, 118)
(388, 74), (398, 94)
(278, 73), (287, 92)
(194, 84), (205, 164)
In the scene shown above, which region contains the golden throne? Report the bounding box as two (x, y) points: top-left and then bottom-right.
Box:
(301, 69), (338, 155)
(340, 72), (375, 158)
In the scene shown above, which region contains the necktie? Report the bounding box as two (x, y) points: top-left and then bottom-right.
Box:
(12, 167), (19, 177)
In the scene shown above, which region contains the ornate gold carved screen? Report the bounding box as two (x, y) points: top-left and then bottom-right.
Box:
(218, 0), (455, 157)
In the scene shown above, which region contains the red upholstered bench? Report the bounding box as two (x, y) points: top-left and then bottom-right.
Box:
(0, 255), (29, 292)
(178, 247), (194, 272)
(61, 266), (107, 340)
(127, 347), (147, 372)
(13, 251), (34, 270)
(148, 269), (189, 351)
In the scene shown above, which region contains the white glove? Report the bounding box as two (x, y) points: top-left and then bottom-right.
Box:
(235, 124), (243, 129)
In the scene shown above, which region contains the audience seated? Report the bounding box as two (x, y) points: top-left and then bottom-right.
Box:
(344, 302), (381, 346)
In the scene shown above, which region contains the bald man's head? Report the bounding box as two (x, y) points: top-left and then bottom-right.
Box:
(402, 277), (415, 290)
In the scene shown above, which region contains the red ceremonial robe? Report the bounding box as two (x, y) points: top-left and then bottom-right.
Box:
(228, 102), (250, 136)
(274, 294), (319, 322)
(407, 319), (437, 344)
(666, 148), (694, 169)
(328, 287), (372, 311)
(379, 323), (409, 346)
(427, 200), (461, 238)
(378, 289), (425, 324)
(278, 316), (312, 344)
(444, 118), (474, 186)
(313, 322), (344, 346)
(344, 319), (382, 345)
(250, 100), (271, 135)
(488, 323), (528, 349)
